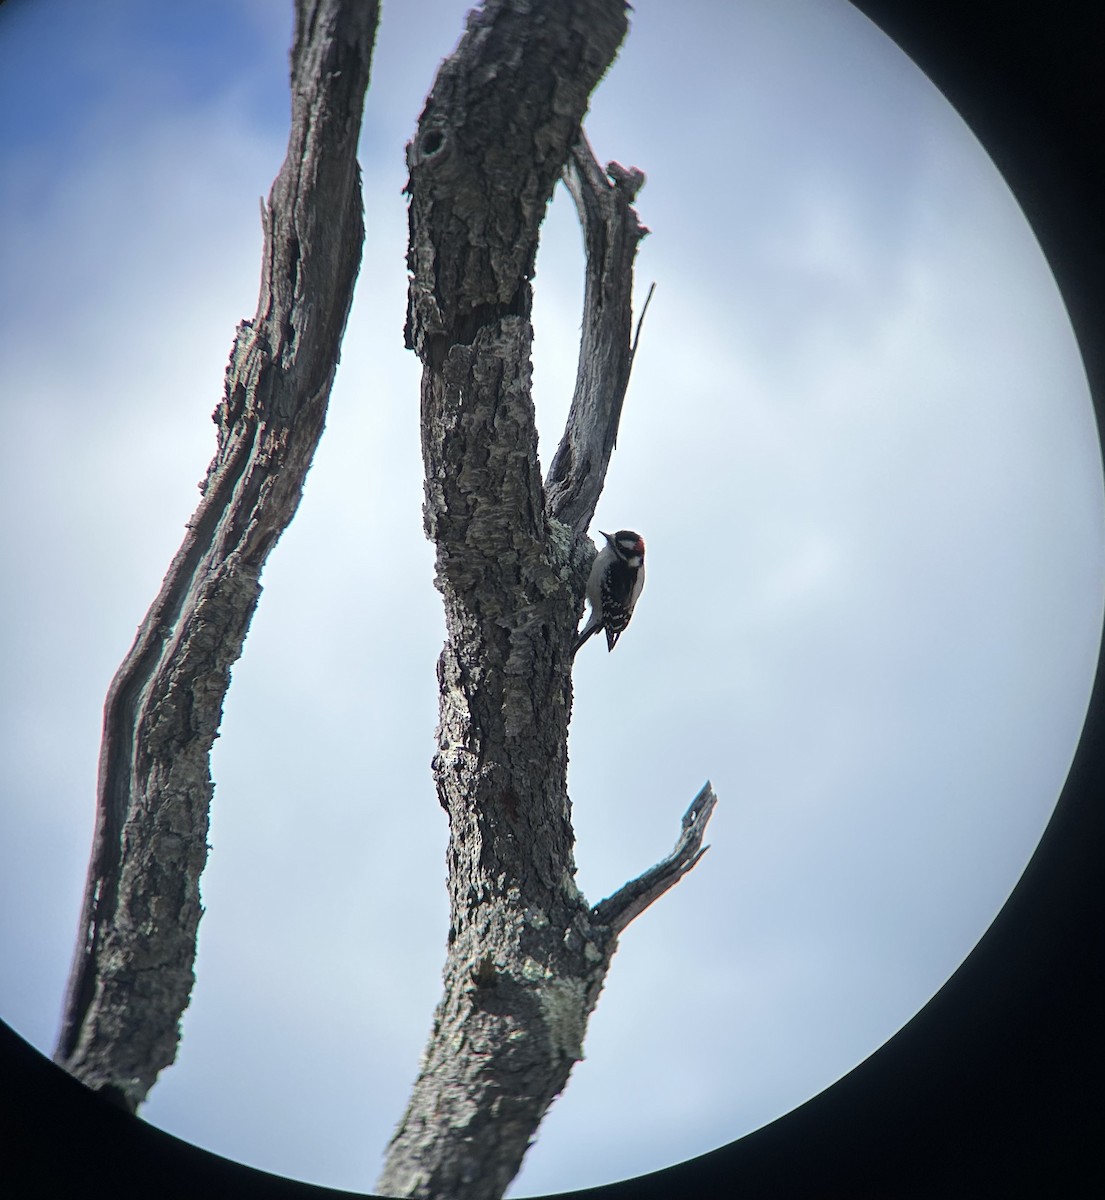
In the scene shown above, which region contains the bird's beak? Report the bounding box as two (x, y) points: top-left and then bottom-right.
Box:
(599, 530), (611, 541)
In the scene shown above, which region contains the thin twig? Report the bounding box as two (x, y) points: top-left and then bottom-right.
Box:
(629, 280), (656, 366)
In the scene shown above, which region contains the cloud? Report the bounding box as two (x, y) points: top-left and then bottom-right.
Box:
(1, 1), (1101, 1195)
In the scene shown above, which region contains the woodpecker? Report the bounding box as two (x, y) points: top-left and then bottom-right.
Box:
(572, 530), (646, 658)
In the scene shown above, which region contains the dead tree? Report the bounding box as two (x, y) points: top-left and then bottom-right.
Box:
(53, 0), (714, 1193)
(54, 0), (381, 1110)
(377, 3), (716, 1197)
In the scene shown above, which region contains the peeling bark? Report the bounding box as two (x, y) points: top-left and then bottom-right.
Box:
(378, 3), (714, 1198)
(54, 0), (380, 1111)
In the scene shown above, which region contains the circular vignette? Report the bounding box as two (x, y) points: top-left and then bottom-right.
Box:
(1, 2), (1102, 1198)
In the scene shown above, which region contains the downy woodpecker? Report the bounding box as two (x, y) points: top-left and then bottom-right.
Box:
(572, 530), (646, 658)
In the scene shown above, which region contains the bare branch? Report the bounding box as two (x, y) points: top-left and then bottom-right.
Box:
(544, 132), (650, 534)
(592, 782), (718, 936)
(54, 0), (380, 1111)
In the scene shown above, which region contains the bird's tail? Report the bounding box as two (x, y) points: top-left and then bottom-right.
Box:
(571, 621), (600, 660)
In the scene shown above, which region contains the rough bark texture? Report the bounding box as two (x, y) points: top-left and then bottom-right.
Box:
(54, 0), (380, 1111)
(545, 136), (650, 534)
(378, 3), (714, 1198)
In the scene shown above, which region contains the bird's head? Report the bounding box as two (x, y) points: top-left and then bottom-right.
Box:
(602, 529), (645, 566)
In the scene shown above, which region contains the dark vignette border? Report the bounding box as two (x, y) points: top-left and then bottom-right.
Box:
(2, 2), (1102, 1196)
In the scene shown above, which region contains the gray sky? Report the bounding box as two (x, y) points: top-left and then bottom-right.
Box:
(1, 0), (1102, 1195)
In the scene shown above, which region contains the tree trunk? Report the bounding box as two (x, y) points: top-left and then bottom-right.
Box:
(378, 4), (715, 1197)
(54, 0), (380, 1112)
